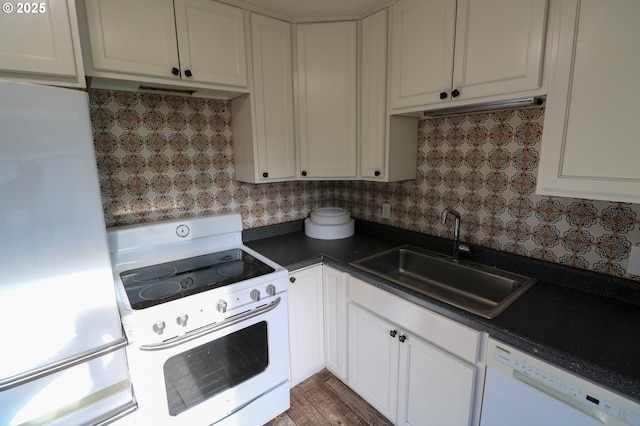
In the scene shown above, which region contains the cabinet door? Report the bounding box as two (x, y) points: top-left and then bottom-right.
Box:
(397, 334), (476, 426)
(288, 266), (324, 387)
(322, 266), (348, 381)
(0, 0), (79, 80)
(348, 303), (399, 422)
(251, 13), (295, 180)
(360, 9), (388, 180)
(452, 0), (547, 100)
(537, 0), (640, 203)
(390, 0), (456, 111)
(174, 0), (247, 87)
(84, 0), (179, 78)
(296, 22), (357, 179)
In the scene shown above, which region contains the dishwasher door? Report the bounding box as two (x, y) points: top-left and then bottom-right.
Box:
(480, 339), (640, 426)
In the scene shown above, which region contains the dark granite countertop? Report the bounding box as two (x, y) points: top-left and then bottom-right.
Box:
(244, 220), (640, 402)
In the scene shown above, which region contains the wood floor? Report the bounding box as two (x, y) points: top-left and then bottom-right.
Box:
(265, 369), (393, 426)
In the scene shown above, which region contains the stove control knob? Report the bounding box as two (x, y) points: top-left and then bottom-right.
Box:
(176, 314), (189, 327)
(217, 300), (228, 314)
(152, 321), (166, 335)
(250, 289), (261, 301)
(266, 284), (276, 296)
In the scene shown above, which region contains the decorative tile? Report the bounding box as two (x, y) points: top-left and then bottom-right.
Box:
(90, 89), (640, 283)
(336, 105), (640, 282)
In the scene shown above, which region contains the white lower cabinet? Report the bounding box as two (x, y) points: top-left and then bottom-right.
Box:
(288, 264), (348, 386)
(288, 267), (485, 425)
(348, 276), (484, 425)
(349, 303), (400, 419)
(322, 266), (348, 381)
(288, 265), (324, 387)
(397, 329), (476, 426)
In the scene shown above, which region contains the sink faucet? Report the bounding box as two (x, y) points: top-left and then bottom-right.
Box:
(441, 208), (470, 263)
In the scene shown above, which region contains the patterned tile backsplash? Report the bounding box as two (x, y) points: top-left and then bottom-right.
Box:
(89, 89), (640, 283)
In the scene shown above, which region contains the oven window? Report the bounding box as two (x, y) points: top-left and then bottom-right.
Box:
(163, 321), (269, 416)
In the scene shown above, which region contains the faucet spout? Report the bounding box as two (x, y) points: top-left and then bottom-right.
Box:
(441, 208), (468, 262)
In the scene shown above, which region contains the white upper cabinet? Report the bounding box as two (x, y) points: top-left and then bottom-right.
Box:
(537, 0), (640, 203)
(81, 0), (247, 92)
(452, 0), (547, 101)
(174, 0), (247, 87)
(360, 9), (418, 182)
(360, 9), (390, 180)
(390, 0), (548, 114)
(233, 13), (296, 183)
(82, 0), (178, 79)
(296, 21), (357, 179)
(390, 0), (456, 112)
(0, 0), (84, 87)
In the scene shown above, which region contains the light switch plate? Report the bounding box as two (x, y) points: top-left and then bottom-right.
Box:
(382, 203), (391, 219)
(627, 246), (640, 276)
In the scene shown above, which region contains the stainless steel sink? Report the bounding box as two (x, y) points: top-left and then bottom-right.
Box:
(350, 245), (536, 319)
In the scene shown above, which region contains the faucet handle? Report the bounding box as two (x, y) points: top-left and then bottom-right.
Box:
(459, 243), (470, 254)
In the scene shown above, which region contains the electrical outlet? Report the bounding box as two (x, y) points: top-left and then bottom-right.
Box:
(627, 246), (640, 276)
(382, 203), (391, 219)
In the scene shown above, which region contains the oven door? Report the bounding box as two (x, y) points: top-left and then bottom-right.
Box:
(126, 295), (289, 425)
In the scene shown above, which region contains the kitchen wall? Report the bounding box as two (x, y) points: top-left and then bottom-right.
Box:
(89, 89), (640, 282)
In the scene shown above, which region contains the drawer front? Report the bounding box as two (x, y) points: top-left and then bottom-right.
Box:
(349, 276), (480, 363)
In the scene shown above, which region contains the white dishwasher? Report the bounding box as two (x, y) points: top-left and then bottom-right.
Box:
(481, 338), (640, 426)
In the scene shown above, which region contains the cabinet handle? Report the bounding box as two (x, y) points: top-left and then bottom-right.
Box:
(301, 171), (307, 177)
(263, 172), (269, 178)
(171, 67), (180, 76)
(399, 334), (407, 343)
(374, 170), (381, 177)
(389, 330), (397, 338)
(439, 91), (448, 100)
(289, 277), (296, 283)
(184, 69), (193, 77)
(452, 89), (460, 98)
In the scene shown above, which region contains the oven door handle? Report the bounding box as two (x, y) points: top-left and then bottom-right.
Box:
(139, 297), (282, 352)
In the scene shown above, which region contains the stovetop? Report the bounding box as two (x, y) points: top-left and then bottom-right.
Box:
(120, 248), (275, 310)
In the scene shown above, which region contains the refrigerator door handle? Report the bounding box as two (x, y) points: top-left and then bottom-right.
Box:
(0, 337), (127, 391)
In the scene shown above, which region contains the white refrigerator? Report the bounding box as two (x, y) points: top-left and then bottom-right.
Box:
(0, 80), (135, 425)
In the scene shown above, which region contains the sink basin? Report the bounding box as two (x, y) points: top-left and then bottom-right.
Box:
(350, 246), (536, 319)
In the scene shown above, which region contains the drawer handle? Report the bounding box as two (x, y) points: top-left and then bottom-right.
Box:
(390, 330), (397, 338)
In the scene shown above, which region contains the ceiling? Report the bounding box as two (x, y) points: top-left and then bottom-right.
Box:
(220, 0), (395, 22)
